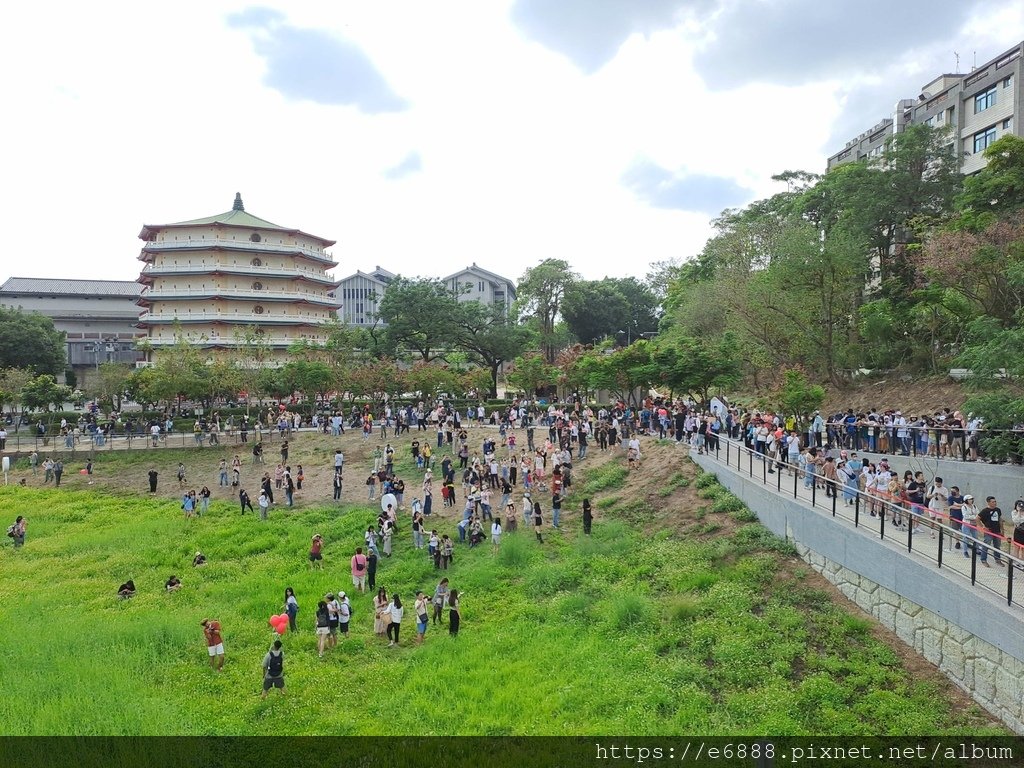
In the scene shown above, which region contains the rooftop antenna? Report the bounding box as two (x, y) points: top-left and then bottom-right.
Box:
(973, 51), (977, 71)
(954, 51), (960, 72)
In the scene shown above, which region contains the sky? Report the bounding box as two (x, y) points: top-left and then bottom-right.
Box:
(2, 1), (1022, 284)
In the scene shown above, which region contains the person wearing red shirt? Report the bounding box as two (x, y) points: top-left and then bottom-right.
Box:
(201, 619), (225, 671)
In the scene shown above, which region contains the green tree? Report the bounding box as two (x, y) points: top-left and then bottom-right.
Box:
(377, 277), (461, 362)
(955, 134), (1024, 228)
(21, 374), (73, 412)
(654, 333), (742, 403)
(506, 353), (556, 396)
(452, 302), (530, 397)
(515, 259), (577, 363)
(0, 306), (66, 374)
(88, 363), (134, 412)
(561, 277), (659, 345)
(776, 369), (825, 418)
(0, 367), (33, 420)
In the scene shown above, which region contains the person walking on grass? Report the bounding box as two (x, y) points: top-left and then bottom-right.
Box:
(415, 591), (429, 644)
(219, 459), (229, 487)
(491, 518), (502, 552)
(284, 587), (299, 632)
(310, 534), (324, 569)
(374, 588), (390, 636)
(386, 593), (404, 646)
(582, 498), (593, 535)
(240, 488), (254, 515)
(533, 501), (544, 543)
(8, 516), (26, 548)
(314, 600), (330, 659)
(53, 460), (63, 487)
(182, 491), (196, 519)
(448, 589), (461, 637)
(333, 471), (343, 501)
(367, 547), (378, 591)
(432, 578), (449, 626)
(351, 547), (368, 593)
(201, 619), (225, 671)
(177, 463), (186, 488)
(261, 640), (285, 699)
(199, 486), (211, 515)
(258, 490), (270, 520)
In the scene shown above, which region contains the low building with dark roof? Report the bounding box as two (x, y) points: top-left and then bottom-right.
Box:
(0, 276), (145, 387)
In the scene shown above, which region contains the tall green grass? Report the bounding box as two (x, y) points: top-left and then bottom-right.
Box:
(0, 483), (1001, 736)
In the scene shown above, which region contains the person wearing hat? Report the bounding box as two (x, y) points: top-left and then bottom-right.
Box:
(961, 495), (983, 561)
(338, 591), (351, 637)
(309, 534), (324, 570)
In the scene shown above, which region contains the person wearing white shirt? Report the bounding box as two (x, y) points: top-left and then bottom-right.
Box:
(925, 477), (949, 536)
(386, 594), (405, 646)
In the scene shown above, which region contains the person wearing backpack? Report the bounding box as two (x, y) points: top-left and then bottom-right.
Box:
(261, 640), (286, 698)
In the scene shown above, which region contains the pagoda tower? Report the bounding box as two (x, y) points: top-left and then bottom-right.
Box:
(136, 193), (340, 362)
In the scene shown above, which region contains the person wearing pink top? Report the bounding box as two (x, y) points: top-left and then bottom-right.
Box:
(351, 547), (368, 593)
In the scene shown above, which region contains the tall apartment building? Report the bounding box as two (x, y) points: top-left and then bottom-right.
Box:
(827, 41), (1023, 174)
(136, 194), (340, 362)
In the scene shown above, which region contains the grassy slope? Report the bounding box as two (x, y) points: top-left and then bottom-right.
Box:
(0, 439), (1004, 735)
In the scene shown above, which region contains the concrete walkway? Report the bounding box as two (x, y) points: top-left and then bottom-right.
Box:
(698, 437), (1023, 611)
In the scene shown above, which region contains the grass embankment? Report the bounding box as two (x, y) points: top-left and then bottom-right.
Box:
(0, 444), (1003, 735)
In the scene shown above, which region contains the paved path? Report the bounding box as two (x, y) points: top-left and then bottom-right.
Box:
(699, 437), (1022, 609)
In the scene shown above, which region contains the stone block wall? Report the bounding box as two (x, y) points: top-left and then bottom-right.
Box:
(694, 451), (1024, 734)
(796, 541), (1024, 733)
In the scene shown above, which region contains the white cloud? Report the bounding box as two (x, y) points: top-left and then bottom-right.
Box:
(0, 0), (1020, 287)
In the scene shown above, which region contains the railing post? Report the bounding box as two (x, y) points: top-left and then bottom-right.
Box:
(811, 480), (816, 508)
(793, 467), (798, 499)
(971, 541), (978, 585)
(726, 441), (730, 466)
(777, 463), (782, 492)
(880, 509), (885, 540)
(854, 493), (860, 527)
(907, 511), (913, 552)
(749, 450), (753, 478)
(938, 527), (944, 568)
(1009, 561), (1014, 607)
(832, 488), (837, 517)
(762, 454), (767, 484)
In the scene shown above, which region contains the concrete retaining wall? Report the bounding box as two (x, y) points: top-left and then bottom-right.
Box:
(693, 452), (1024, 733)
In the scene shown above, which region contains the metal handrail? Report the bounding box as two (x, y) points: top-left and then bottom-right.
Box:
(712, 438), (1024, 609)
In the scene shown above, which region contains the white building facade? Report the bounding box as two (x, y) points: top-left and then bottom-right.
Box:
(136, 194), (340, 361)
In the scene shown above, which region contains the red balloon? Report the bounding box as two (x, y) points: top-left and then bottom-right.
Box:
(268, 615), (279, 627)
(274, 622), (286, 635)
(79, 469), (88, 475)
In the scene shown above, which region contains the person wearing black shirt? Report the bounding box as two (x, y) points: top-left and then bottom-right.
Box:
(980, 496), (1005, 566)
(947, 487), (964, 551)
(148, 469), (158, 493)
(239, 489), (254, 514)
(906, 472), (926, 533)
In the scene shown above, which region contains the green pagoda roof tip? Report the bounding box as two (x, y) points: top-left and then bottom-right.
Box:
(233, 193), (244, 211)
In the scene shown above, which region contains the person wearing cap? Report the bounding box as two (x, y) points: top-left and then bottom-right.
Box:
(326, 593), (341, 646)
(338, 592), (351, 637)
(309, 534), (324, 569)
(961, 495), (984, 562)
(979, 496), (1005, 567)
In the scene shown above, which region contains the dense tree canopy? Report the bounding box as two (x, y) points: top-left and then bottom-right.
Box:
(0, 307), (66, 375)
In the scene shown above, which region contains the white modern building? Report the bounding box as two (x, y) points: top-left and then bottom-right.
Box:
(336, 266), (396, 326)
(335, 262), (516, 325)
(136, 194), (340, 362)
